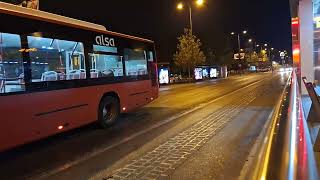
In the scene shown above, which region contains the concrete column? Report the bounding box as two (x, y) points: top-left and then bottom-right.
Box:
(299, 0), (314, 95)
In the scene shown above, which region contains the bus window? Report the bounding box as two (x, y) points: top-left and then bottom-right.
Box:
(93, 45), (117, 54)
(0, 32), (25, 94)
(148, 51), (154, 62)
(124, 48), (148, 78)
(89, 54), (123, 79)
(27, 36), (86, 82)
(147, 51), (158, 86)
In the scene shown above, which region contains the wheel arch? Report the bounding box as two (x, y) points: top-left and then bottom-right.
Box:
(97, 91), (121, 128)
(100, 91), (120, 105)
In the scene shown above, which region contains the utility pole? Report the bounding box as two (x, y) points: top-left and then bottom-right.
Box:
(237, 34), (241, 53)
(189, 4), (193, 33)
(177, 0), (204, 34)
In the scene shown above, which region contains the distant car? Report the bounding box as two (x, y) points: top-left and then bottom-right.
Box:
(170, 74), (180, 83)
(257, 67), (271, 72)
(279, 67), (293, 72)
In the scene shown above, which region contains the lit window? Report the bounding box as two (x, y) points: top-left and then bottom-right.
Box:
(124, 48), (148, 78)
(89, 54), (123, 78)
(93, 45), (117, 53)
(148, 51), (154, 62)
(0, 32), (25, 94)
(27, 36), (86, 82)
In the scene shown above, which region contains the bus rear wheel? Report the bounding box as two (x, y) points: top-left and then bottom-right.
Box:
(98, 96), (120, 128)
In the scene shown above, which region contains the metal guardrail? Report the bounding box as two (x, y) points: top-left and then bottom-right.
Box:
(246, 70), (318, 180)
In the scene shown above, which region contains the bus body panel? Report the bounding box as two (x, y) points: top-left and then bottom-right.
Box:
(0, 4), (159, 152)
(0, 80), (155, 151)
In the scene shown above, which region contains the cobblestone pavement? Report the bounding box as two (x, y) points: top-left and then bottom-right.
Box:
(91, 88), (259, 180)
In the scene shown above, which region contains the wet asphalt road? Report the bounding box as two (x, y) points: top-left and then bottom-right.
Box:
(0, 72), (288, 180)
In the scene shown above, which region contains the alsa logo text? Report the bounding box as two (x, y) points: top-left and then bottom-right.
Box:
(95, 35), (115, 47)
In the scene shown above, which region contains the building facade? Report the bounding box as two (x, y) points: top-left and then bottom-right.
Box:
(290, 0), (320, 94)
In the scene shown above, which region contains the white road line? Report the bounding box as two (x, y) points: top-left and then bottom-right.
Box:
(30, 77), (269, 180)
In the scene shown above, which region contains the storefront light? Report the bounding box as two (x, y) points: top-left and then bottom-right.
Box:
(293, 48), (300, 56)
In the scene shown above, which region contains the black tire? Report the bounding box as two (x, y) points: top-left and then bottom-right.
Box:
(98, 96), (120, 128)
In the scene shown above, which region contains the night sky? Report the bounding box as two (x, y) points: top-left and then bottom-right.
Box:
(36, 0), (291, 62)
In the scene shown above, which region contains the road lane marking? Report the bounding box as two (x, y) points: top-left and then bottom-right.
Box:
(91, 88), (258, 179)
(30, 76), (270, 180)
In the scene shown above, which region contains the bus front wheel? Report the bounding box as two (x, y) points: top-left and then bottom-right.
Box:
(98, 96), (120, 128)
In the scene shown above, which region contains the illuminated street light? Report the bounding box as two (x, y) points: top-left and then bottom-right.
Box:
(271, 48), (274, 51)
(240, 49), (244, 52)
(264, 44), (268, 47)
(177, 0), (204, 33)
(230, 30), (248, 54)
(196, 0), (204, 6)
(248, 39), (252, 43)
(255, 44), (263, 51)
(177, 2), (184, 10)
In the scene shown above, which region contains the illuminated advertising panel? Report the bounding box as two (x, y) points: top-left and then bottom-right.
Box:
(159, 68), (169, 84)
(234, 53), (245, 60)
(291, 17), (300, 76)
(194, 68), (203, 80)
(249, 66), (256, 72)
(210, 68), (217, 78)
(203, 68), (209, 78)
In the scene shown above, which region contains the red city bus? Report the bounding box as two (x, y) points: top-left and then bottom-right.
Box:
(0, 2), (158, 151)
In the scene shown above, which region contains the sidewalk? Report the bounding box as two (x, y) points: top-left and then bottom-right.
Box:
(159, 72), (264, 91)
(159, 79), (220, 92)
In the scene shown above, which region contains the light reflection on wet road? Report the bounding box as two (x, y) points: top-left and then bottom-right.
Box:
(0, 72), (288, 180)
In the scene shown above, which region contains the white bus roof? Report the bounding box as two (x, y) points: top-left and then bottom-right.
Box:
(0, 2), (154, 43)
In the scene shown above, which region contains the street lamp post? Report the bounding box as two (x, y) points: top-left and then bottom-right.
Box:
(231, 30), (247, 57)
(231, 31), (248, 75)
(237, 34), (241, 53)
(270, 48), (274, 61)
(177, 0), (204, 33)
(189, 4), (193, 32)
(248, 38), (256, 51)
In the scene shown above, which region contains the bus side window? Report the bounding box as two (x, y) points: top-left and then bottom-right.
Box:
(147, 51), (158, 86)
(27, 36), (86, 82)
(0, 32), (25, 94)
(124, 48), (148, 79)
(89, 45), (123, 79)
(89, 53), (123, 79)
(148, 51), (154, 62)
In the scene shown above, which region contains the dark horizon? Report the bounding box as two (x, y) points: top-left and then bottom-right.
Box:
(5, 0), (293, 62)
